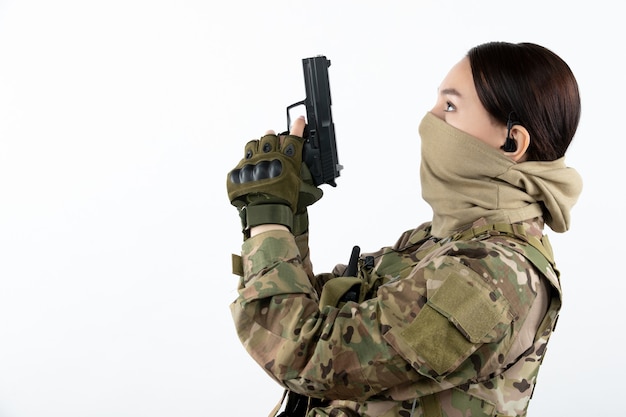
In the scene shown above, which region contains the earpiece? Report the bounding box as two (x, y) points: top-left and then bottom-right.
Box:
(501, 137), (517, 152)
(501, 111), (519, 152)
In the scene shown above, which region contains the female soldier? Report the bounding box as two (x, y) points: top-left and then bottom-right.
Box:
(226, 41), (582, 417)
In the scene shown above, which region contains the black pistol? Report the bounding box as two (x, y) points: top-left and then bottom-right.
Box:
(286, 55), (342, 187)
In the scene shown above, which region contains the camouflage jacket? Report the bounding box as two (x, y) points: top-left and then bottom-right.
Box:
(230, 218), (562, 417)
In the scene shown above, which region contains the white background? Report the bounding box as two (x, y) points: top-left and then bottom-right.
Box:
(0, 1), (622, 416)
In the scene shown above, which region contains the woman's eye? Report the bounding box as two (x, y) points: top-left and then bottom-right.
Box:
(444, 101), (456, 112)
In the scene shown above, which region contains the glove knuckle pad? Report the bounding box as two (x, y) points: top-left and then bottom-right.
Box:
(259, 134), (278, 153)
(281, 136), (303, 159)
(228, 170), (241, 184)
(283, 143), (295, 157)
(240, 164), (254, 183)
(229, 159), (283, 185)
(244, 140), (258, 159)
(252, 159), (282, 181)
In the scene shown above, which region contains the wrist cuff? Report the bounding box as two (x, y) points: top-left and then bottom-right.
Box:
(243, 204), (293, 232)
(292, 210), (309, 236)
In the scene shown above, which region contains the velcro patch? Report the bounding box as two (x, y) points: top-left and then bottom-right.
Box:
(231, 253), (243, 277)
(400, 265), (511, 375)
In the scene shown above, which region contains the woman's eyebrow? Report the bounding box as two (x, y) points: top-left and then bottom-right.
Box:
(439, 87), (462, 97)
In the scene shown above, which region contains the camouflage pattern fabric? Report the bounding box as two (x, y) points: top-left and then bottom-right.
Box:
(230, 218), (561, 417)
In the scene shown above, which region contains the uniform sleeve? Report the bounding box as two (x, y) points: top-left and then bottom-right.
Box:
(230, 231), (538, 401)
(230, 229), (424, 401)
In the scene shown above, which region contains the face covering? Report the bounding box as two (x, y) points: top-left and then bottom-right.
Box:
(418, 112), (583, 238)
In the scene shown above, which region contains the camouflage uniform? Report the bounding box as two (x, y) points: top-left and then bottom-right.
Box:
(230, 217), (561, 417)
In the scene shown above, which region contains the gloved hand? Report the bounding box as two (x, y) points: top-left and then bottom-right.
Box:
(227, 117), (322, 236)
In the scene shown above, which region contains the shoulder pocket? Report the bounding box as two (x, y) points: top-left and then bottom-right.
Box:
(400, 261), (513, 376)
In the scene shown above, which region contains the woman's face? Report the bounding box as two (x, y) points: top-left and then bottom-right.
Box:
(430, 57), (507, 150)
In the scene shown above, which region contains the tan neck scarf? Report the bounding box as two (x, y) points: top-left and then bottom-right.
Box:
(418, 112), (583, 238)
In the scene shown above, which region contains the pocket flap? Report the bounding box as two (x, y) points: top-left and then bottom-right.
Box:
(428, 270), (510, 343)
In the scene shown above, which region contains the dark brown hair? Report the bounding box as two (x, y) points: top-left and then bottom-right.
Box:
(468, 42), (581, 161)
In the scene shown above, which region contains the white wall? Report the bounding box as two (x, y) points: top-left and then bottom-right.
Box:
(0, 1), (620, 415)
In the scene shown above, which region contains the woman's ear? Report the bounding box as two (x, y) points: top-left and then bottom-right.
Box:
(504, 125), (531, 162)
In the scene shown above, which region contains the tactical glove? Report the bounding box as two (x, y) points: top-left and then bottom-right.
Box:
(227, 133), (322, 235)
